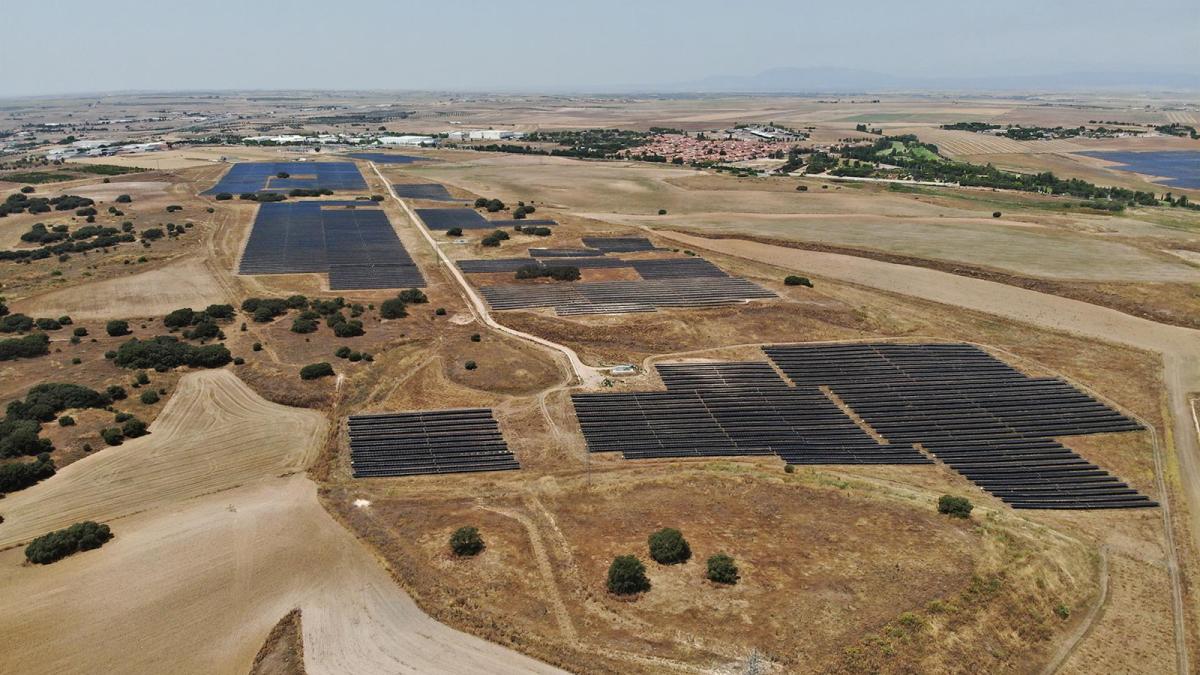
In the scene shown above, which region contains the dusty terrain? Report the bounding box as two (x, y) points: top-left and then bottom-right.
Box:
(3, 92), (1199, 674)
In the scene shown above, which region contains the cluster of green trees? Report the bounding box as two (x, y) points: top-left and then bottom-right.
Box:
(515, 225), (552, 236)
(2, 218), (138, 262)
(512, 202), (536, 219)
(25, 521), (113, 564)
(473, 197), (506, 212)
(833, 135), (1162, 207)
(238, 192), (288, 202)
(607, 528), (740, 596)
(162, 304), (235, 342)
(0, 333), (50, 361)
(0, 382), (117, 493)
(1155, 123), (1199, 139)
(481, 229), (510, 247)
(379, 288), (429, 319)
(941, 122), (1000, 132)
(334, 346), (373, 362)
(287, 188), (334, 197)
(515, 264), (580, 281)
(0, 192), (93, 217)
(0, 453), (55, 494)
(113, 336), (232, 371)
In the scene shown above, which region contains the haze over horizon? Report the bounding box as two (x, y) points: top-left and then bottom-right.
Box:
(3, 0), (1198, 97)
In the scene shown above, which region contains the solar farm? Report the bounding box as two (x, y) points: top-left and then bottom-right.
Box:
(238, 201), (424, 290)
(348, 409), (520, 477)
(414, 207), (494, 230)
(205, 161), (367, 194)
(572, 343), (1154, 510)
(454, 237), (777, 315)
(392, 183), (458, 201)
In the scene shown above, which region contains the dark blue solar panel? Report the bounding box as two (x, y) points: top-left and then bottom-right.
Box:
(205, 162), (368, 195)
(414, 208), (492, 230)
(393, 184), (457, 201)
(346, 153), (429, 164)
(238, 201), (424, 290)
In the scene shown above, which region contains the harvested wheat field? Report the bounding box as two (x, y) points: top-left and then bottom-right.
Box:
(15, 256), (229, 320)
(0, 370), (562, 675)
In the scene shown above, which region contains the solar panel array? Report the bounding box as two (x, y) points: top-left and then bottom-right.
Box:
(392, 183), (456, 201)
(480, 277), (776, 315)
(763, 343), (1154, 509)
(348, 409), (520, 477)
(573, 361), (922, 463)
(206, 162), (367, 195)
(415, 208), (492, 230)
(631, 258), (728, 279)
(238, 202), (424, 290)
(581, 236), (658, 252)
(529, 248), (605, 257)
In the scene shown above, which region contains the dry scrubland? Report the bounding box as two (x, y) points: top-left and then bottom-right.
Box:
(1, 93), (1198, 674)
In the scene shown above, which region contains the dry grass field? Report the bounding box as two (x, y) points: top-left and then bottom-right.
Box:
(2, 92), (1200, 674)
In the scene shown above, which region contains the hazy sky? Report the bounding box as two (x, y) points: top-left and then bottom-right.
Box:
(3, 0), (1197, 96)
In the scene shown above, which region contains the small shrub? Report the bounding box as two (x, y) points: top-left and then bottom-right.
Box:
(435, 307), (447, 316)
(470, 333), (481, 342)
(992, 211), (1002, 218)
(58, 415), (75, 427)
(72, 326), (88, 337)
(1054, 603), (1071, 619)
(100, 427), (124, 446)
(251, 342), (262, 352)
(122, 418), (148, 438)
(937, 495), (973, 518)
(784, 275), (813, 287)
(379, 297), (408, 319)
(233, 356), (245, 365)
(648, 528), (691, 565)
(607, 555), (650, 595)
(446, 227), (463, 237)
(106, 385), (127, 400)
(706, 553), (739, 584)
(139, 390), (160, 405)
(449, 526), (485, 556)
(300, 362), (335, 380)
(464, 360), (477, 370)
(784, 464), (795, 474)
(335, 346), (352, 358)
(657, 209), (667, 215)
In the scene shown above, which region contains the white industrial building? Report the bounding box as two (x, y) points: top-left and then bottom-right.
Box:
(378, 135), (437, 146)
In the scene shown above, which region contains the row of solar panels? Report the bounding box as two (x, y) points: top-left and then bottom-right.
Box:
(238, 201), (425, 290)
(206, 162), (367, 195)
(480, 277), (776, 315)
(348, 409), (520, 477)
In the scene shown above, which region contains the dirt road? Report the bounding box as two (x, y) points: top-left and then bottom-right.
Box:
(658, 230), (1200, 673)
(0, 370), (562, 674)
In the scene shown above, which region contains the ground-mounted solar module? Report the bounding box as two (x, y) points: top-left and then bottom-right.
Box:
(345, 152), (429, 164)
(415, 208), (493, 230)
(479, 277), (775, 315)
(762, 343), (1155, 509)
(529, 248), (604, 257)
(238, 201), (424, 290)
(631, 258), (729, 279)
(205, 162), (367, 195)
(581, 236), (658, 253)
(348, 408), (520, 477)
(392, 183), (457, 201)
(572, 361), (925, 464)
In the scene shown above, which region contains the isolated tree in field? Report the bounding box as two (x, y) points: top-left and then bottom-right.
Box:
(299, 362), (335, 380)
(607, 555), (651, 595)
(937, 495), (973, 518)
(992, 211), (1002, 218)
(706, 553), (739, 584)
(446, 227), (463, 237)
(106, 320), (130, 337)
(140, 390), (160, 405)
(784, 275), (813, 287)
(449, 526), (484, 556)
(648, 528), (691, 565)
(379, 297), (408, 319)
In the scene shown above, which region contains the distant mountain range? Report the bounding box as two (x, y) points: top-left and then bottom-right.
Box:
(647, 66), (1199, 94)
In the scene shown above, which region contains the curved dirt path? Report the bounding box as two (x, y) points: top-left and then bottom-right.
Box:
(0, 370), (563, 675)
(370, 162), (604, 387)
(657, 229), (1198, 674)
